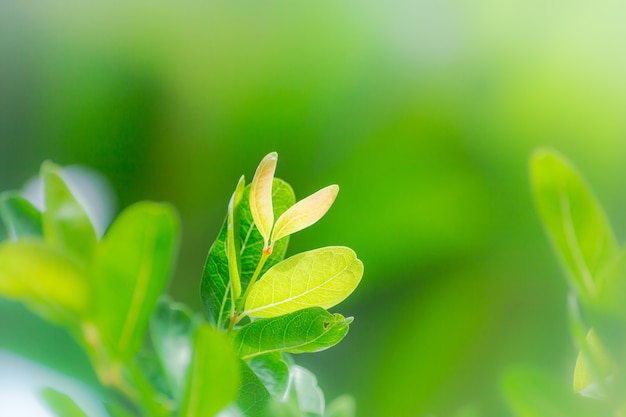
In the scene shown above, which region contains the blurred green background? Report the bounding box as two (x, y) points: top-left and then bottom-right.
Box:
(2, 0), (626, 415)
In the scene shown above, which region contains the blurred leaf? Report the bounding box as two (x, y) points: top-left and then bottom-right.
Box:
(227, 176), (246, 300)
(324, 395), (356, 417)
(286, 365), (325, 417)
(248, 353), (290, 397)
(41, 161), (97, 264)
(271, 184), (338, 244)
(573, 329), (612, 398)
(0, 240), (89, 322)
(503, 366), (608, 417)
(149, 298), (194, 401)
(250, 152), (278, 248)
(91, 202), (179, 360)
(0, 192), (43, 239)
(235, 307), (352, 360)
(244, 247), (363, 318)
(238, 360), (271, 417)
(41, 387), (88, 417)
(201, 179), (294, 328)
(180, 324), (240, 417)
(531, 149), (618, 300)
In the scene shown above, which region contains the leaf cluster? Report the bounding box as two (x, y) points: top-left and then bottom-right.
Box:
(0, 154), (362, 417)
(506, 149), (626, 416)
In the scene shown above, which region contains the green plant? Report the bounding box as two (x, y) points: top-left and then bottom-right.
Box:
(504, 148), (626, 416)
(0, 152), (362, 417)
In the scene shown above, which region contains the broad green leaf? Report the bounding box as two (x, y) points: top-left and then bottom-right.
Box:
(250, 152), (278, 248)
(127, 357), (172, 417)
(0, 240), (89, 322)
(227, 176), (246, 299)
(40, 387), (88, 417)
(41, 161), (97, 264)
(235, 307), (352, 360)
(247, 353), (290, 397)
(325, 395), (356, 417)
(271, 185), (339, 244)
(0, 192), (43, 239)
(180, 324), (240, 417)
(237, 360), (271, 417)
(503, 366), (610, 417)
(91, 202), (179, 360)
(244, 247), (363, 319)
(286, 365), (325, 416)
(150, 298), (194, 401)
(530, 149), (619, 300)
(573, 329), (613, 398)
(201, 179), (295, 328)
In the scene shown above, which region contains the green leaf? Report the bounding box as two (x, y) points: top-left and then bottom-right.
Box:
(201, 179), (295, 328)
(286, 365), (325, 417)
(248, 353), (290, 397)
(91, 202), (179, 360)
(41, 161), (97, 264)
(235, 307), (352, 360)
(530, 149), (619, 300)
(180, 324), (240, 417)
(271, 185), (339, 244)
(40, 387), (89, 417)
(244, 247), (363, 319)
(149, 298), (194, 401)
(228, 176), (246, 300)
(0, 192), (43, 239)
(250, 152), (278, 249)
(573, 328), (613, 398)
(324, 395), (356, 417)
(0, 240), (89, 323)
(237, 360), (271, 417)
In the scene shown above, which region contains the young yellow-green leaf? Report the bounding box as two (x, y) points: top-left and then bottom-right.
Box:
(271, 185), (339, 244)
(250, 152), (278, 249)
(244, 247), (363, 319)
(0, 240), (89, 322)
(573, 328), (613, 398)
(0, 192), (43, 239)
(180, 324), (240, 417)
(234, 307), (352, 360)
(201, 179), (295, 329)
(91, 202), (179, 360)
(227, 176), (246, 300)
(41, 161), (97, 264)
(41, 388), (88, 417)
(530, 149), (618, 299)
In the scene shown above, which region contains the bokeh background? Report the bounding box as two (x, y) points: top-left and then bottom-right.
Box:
(2, 0), (626, 416)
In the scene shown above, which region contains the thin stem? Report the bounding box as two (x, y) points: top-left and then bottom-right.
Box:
(233, 249), (271, 323)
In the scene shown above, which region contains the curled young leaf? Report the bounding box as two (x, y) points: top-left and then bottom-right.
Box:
(250, 152), (278, 250)
(271, 185), (339, 244)
(244, 247), (363, 319)
(227, 176), (246, 300)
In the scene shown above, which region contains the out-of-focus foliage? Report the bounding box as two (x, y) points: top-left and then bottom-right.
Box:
(3, 0), (626, 415)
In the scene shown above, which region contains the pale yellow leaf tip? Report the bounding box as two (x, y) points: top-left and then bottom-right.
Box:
(250, 152), (278, 250)
(271, 184), (339, 243)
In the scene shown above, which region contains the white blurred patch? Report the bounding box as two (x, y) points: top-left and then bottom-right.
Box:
(22, 165), (117, 238)
(0, 351), (106, 417)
